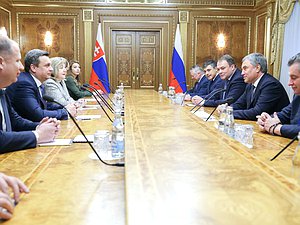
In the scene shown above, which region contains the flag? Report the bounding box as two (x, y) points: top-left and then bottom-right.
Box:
(169, 24), (187, 93)
(89, 23), (110, 93)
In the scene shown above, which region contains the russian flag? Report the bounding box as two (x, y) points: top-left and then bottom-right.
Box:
(89, 23), (110, 93)
(169, 24), (187, 93)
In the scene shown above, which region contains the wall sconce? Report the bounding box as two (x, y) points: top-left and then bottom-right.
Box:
(217, 33), (226, 49)
(0, 27), (7, 36)
(44, 31), (53, 47)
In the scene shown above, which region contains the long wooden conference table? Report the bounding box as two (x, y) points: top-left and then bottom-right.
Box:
(1, 89), (300, 224)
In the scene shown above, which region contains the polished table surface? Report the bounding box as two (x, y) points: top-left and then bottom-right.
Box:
(1, 90), (300, 225)
(125, 90), (300, 225)
(0, 100), (124, 225)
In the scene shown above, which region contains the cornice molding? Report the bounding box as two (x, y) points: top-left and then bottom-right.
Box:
(12, 0), (255, 6)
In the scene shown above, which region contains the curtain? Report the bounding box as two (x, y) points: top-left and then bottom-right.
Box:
(279, 0), (300, 101)
(270, 0), (296, 79)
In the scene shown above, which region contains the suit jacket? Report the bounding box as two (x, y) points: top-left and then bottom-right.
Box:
(232, 73), (290, 120)
(202, 75), (224, 99)
(65, 75), (92, 100)
(277, 95), (300, 139)
(186, 75), (209, 97)
(6, 72), (68, 122)
(44, 78), (75, 106)
(0, 91), (38, 154)
(204, 69), (246, 107)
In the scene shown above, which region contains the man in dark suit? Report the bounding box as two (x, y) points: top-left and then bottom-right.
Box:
(227, 53), (289, 120)
(6, 49), (77, 122)
(257, 52), (300, 139)
(184, 65), (208, 101)
(0, 36), (59, 153)
(192, 54), (246, 107)
(191, 59), (224, 103)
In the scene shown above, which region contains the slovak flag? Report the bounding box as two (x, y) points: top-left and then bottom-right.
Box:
(169, 24), (187, 93)
(89, 23), (110, 93)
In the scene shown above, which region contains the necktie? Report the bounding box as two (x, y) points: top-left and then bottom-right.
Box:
(250, 85), (255, 102)
(222, 81), (229, 100)
(0, 89), (12, 131)
(40, 84), (45, 96)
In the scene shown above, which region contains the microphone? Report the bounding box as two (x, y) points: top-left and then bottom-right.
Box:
(83, 84), (114, 113)
(43, 95), (124, 167)
(94, 82), (114, 105)
(98, 78), (115, 94)
(191, 88), (226, 114)
(81, 86), (113, 123)
(205, 97), (234, 122)
(190, 88), (224, 112)
(270, 135), (298, 161)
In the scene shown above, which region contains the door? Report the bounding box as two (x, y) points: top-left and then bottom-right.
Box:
(112, 31), (160, 89)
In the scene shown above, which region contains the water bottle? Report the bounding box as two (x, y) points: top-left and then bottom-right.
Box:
(224, 106), (235, 137)
(158, 84), (163, 94)
(113, 89), (123, 111)
(292, 132), (300, 166)
(111, 109), (124, 158)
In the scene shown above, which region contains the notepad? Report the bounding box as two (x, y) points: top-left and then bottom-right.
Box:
(38, 139), (72, 146)
(73, 134), (94, 143)
(75, 115), (101, 120)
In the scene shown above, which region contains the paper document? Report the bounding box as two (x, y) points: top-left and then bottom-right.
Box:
(38, 139), (72, 146)
(85, 98), (97, 102)
(79, 106), (99, 111)
(73, 134), (94, 143)
(186, 103), (195, 107)
(76, 115), (101, 120)
(194, 110), (216, 121)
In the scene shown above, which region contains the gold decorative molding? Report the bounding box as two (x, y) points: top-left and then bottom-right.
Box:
(16, 12), (80, 60)
(255, 12), (267, 53)
(167, 0), (254, 6)
(82, 9), (93, 21)
(12, 0), (254, 5)
(179, 11), (189, 23)
(0, 6), (12, 37)
(191, 15), (252, 65)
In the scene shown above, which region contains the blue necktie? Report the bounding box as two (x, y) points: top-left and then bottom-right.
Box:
(0, 89), (12, 132)
(222, 81), (228, 100)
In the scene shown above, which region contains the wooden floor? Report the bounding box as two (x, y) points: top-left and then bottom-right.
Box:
(1, 89), (300, 225)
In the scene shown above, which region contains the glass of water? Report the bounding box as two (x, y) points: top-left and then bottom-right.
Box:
(93, 130), (110, 158)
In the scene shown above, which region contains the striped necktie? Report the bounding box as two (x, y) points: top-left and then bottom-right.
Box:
(0, 89), (12, 131)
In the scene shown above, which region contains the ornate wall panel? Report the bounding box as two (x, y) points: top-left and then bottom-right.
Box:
(255, 12), (267, 54)
(0, 6), (11, 37)
(16, 12), (79, 61)
(193, 16), (251, 69)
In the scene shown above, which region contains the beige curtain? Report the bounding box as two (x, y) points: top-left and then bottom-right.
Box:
(270, 0), (297, 78)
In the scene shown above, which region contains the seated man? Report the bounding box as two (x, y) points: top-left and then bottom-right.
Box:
(184, 65), (208, 101)
(0, 172), (29, 220)
(191, 59), (224, 103)
(6, 49), (77, 122)
(0, 35), (60, 153)
(257, 52), (300, 139)
(192, 54), (246, 107)
(221, 53), (289, 120)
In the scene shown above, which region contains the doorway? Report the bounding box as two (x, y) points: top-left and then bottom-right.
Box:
(111, 31), (160, 89)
